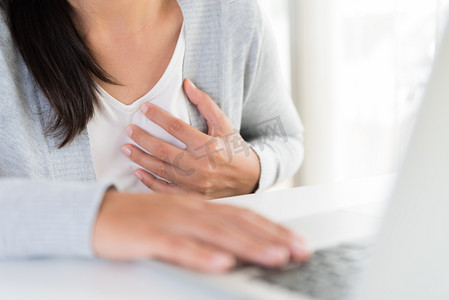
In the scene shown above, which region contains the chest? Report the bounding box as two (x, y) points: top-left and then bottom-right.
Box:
(0, 14), (253, 182)
(90, 24), (183, 106)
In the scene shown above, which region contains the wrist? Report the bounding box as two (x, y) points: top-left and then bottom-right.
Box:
(243, 148), (262, 194)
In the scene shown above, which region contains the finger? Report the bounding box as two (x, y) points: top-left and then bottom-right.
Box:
(135, 169), (188, 194)
(172, 214), (291, 268)
(122, 144), (185, 183)
(127, 125), (195, 170)
(208, 205), (310, 262)
(183, 79), (233, 136)
(140, 103), (209, 149)
(147, 231), (236, 273)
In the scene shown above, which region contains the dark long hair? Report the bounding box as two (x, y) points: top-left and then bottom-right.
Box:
(2, 0), (117, 147)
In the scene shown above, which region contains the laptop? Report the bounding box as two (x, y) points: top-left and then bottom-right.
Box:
(140, 21), (449, 300)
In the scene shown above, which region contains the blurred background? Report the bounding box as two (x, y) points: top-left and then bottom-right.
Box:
(258, 0), (449, 188)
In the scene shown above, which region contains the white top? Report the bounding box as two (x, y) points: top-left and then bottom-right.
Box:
(87, 26), (190, 193)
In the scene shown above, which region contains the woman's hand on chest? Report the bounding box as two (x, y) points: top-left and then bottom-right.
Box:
(121, 79), (262, 198)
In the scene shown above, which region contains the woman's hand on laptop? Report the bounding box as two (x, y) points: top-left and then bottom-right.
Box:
(122, 79), (261, 198)
(93, 191), (310, 273)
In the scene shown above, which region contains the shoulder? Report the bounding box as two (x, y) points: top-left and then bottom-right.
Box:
(0, 4), (29, 105)
(0, 2), (9, 35)
(182, 0), (265, 38)
(0, 4), (14, 57)
(220, 0), (269, 64)
(222, 0), (265, 37)
(224, 0), (263, 23)
(217, 0), (267, 55)
(0, 3), (8, 37)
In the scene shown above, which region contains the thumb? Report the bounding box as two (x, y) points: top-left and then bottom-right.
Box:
(183, 79), (232, 136)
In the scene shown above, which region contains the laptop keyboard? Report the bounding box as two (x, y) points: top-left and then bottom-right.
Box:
(243, 242), (373, 300)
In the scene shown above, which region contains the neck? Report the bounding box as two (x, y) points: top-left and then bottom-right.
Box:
(69, 0), (171, 34)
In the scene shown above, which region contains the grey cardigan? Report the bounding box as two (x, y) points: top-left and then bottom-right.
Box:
(0, 0), (304, 259)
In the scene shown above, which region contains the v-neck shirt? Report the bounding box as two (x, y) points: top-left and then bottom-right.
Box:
(87, 25), (190, 193)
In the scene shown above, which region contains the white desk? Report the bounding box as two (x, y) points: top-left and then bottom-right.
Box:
(0, 175), (395, 300)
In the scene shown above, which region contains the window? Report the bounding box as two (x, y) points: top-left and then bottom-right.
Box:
(260, 0), (449, 187)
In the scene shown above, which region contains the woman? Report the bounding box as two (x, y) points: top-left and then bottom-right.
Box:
(0, 0), (307, 272)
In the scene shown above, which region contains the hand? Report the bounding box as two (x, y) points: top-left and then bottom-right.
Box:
(121, 79), (261, 198)
(93, 191), (310, 273)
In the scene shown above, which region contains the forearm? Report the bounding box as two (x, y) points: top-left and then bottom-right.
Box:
(0, 179), (109, 259)
(237, 5), (304, 191)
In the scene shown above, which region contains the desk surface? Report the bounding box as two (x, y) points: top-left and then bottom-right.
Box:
(0, 175), (395, 300)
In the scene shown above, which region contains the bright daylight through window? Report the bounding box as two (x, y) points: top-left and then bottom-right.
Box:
(259, 0), (449, 187)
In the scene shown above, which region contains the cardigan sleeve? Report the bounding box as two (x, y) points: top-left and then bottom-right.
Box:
(0, 9), (110, 260)
(240, 10), (304, 192)
(0, 179), (109, 259)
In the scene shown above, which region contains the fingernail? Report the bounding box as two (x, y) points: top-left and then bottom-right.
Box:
(188, 79), (197, 89)
(134, 171), (143, 181)
(126, 126), (134, 137)
(265, 246), (290, 263)
(211, 254), (235, 270)
(141, 103), (150, 114)
(121, 146), (132, 157)
(291, 235), (311, 259)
